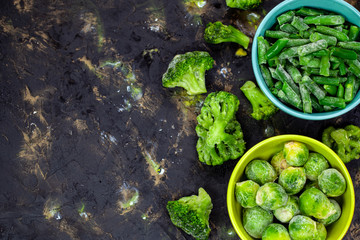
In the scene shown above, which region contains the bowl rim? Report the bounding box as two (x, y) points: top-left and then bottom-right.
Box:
(227, 134), (355, 240)
(251, 0), (360, 120)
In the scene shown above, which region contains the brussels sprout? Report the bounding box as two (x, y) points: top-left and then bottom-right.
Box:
(304, 180), (319, 191)
(283, 141), (309, 166)
(243, 206), (273, 238)
(315, 222), (327, 240)
(245, 160), (277, 185)
(256, 182), (288, 211)
(318, 199), (342, 226)
(262, 223), (291, 240)
(289, 215), (317, 240)
(278, 167), (306, 195)
(274, 196), (300, 223)
(299, 187), (336, 219)
(270, 151), (290, 175)
(235, 180), (260, 208)
(304, 153), (330, 181)
(318, 168), (346, 197)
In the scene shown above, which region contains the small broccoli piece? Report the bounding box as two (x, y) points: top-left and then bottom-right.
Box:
(162, 51), (214, 95)
(196, 91), (246, 165)
(226, 0), (262, 10)
(166, 188), (213, 240)
(240, 81), (278, 120)
(204, 21), (250, 49)
(262, 223), (291, 240)
(289, 215), (317, 240)
(318, 168), (346, 197)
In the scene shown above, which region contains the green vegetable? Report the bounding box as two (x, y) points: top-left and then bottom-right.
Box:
(270, 150), (290, 175)
(240, 81), (278, 120)
(204, 21), (250, 49)
(166, 188), (213, 240)
(303, 15), (345, 26)
(318, 168), (346, 197)
(235, 180), (260, 208)
(303, 153), (329, 181)
(162, 51), (214, 95)
(256, 182), (288, 211)
(265, 39), (289, 60)
(262, 223), (291, 240)
(318, 199), (341, 226)
(225, 0), (262, 10)
(315, 222), (327, 240)
(289, 215), (317, 240)
(299, 187), (336, 219)
(273, 195), (300, 223)
(196, 91), (246, 165)
(243, 206), (273, 238)
(278, 167), (306, 195)
(245, 159), (277, 185)
(283, 141), (309, 167)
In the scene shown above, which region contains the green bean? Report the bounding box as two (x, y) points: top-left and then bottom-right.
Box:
(297, 39), (328, 56)
(269, 67), (280, 81)
(310, 95), (324, 112)
(347, 59), (360, 78)
(309, 32), (337, 46)
(267, 56), (280, 67)
(276, 89), (300, 109)
(291, 16), (310, 31)
(320, 51), (330, 76)
(315, 26), (349, 41)
(296, 7), (326, 16)
(312, 76), (342, 86)
(353, 77), (360, 97)
(348, 25), (360, 41)
(282, 81), (302, 109)
(301, 75), (326, 100)
(276, 64), (300, 95)
(337, 84), (344, 98)
(330, 47), (357, 60)
(344, 75), (356, 102)
(303, 67), (339, 77)
(285, 38), (311, 47)
(274, 81), (283, 90)
(265, 38), (290, 59)
(265, 30), (291, 39)
(324, 84), (338, 96)
(304, 15), (345, 26)
(311, 49), (329, 57)
(287, 57), (300, 67)
(258, 36), (270, 65)
(337, 41), (360, 51)
(299, 83), (312, 113)
(277, 10), (295, 25)
(299, 55), (312, 65)
(338, 60), (347, 76)
(286, 64), (302, 83)
(319, 96), (346, 108)
(278, 46), (299, 59)
(280, 23), (298, 34)
(260, 65), (274, 88)
(306, 58), (321, 68)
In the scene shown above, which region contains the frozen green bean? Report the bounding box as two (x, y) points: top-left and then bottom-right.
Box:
(324, 84), (338, 96)
(265, 30), (291, 39)
(301, 75), (326, 100)
(331, 47), (357, 60)
(277, 10), (295, 25)
(309, 32), (337, 46)
(316, 26), (349, 41)
(298, 39), (328, 56)
(344, 75), (356, 102)
(258, 36), (270, 65)
(337, 41), (360, 51)
(296, 7), (326, 16)
(337, 83), (344, 98)
(319, 96), (346, 108)
(348, 25), (360, 41)
(291, 16), (309, 31)
(285, 38), (311, 47)
(304, 15), (345, 26)
(299, 83), (312, 113)
(260, 65), (274, 88)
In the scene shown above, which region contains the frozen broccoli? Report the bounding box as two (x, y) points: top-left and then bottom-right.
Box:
(315, 222), (327, 240)
(274, 195), (300, 223)
(262, 223), (291, 240)
(278, 167), (306, 195)
(318, 168), (346, 197)
(256, 182), (288, 211)
(304, 153), (329, 181)
(166, 188), (213, 240)
(226, 0), (263, 10)
(245, 160), (277, 185)
(196, 91), (246, 165)
(289, 215), (317, 240)
(162, 51), (214, 95)
(243, 206), (273, 238)
(270, 150), (290, 175)
(235, 180), (260, 208)
(322, 125), (360, 163)
(299, 187), (336, 220)
(240, 81), (278, 120)
(318, 199), (341, 226)
(283, 141), (309, 167)
(204, 21), (250, 49)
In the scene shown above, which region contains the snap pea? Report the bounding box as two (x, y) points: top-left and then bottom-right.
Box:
(303, 15), (345, 26)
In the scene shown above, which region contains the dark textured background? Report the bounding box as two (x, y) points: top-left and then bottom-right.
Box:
(1, 0), (360, 239)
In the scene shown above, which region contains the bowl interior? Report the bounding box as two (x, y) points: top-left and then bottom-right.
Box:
(227, 135), (355, 240)
(252, 0), (360, 120)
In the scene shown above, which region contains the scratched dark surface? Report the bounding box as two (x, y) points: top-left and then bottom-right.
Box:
(1, 0), (360, 239)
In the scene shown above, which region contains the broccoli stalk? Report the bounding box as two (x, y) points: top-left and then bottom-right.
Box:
(166, 188), (213, 240)
(226, 0), (263, 10)
(196, 91), (246, 165)
(162, 51), (214, 95)
(204, 21), (250, 49)
(240, 81), (278, 120)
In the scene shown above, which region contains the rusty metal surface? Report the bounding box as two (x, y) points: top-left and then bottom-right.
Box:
(1, 0), (360, 239)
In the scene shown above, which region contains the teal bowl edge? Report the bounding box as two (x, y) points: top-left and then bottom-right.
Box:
(252, 0), (360, 120)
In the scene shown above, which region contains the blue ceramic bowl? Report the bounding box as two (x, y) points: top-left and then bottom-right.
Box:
(252, 0), (360, 120)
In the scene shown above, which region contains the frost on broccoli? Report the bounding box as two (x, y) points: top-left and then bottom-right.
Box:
(204, 21), (250, 49)
(196, 91), (246, 165)
(166, 187), (213, 240)
(226, 0), (263, 10)
(240, 81), (278, 120)
(162, 51), (214, 95)
(322, 125), (360, 163)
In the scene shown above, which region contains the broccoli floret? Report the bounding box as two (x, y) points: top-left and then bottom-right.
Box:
(322, 125), (360, 163)
(195, 91), (246, 165)
(204, 21), (250, 49)
(240, 81), (278, 120)
(226, 0), (263, 10)
(162, 51), (214, 95)
(166, 188), (213, 240)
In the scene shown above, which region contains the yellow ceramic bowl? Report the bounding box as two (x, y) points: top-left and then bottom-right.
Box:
(227, 135), (355, 240)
